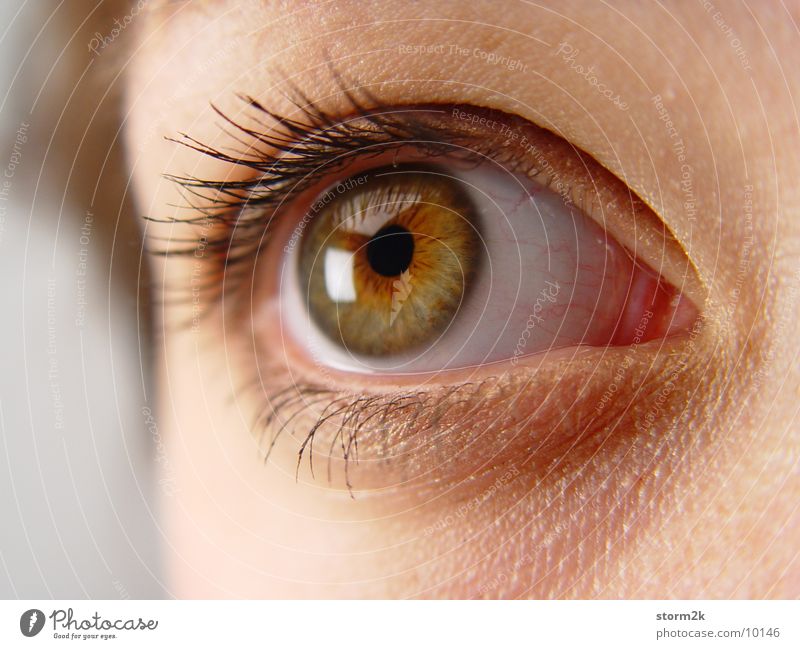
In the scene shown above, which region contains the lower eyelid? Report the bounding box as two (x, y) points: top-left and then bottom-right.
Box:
(251, 290), (704, 495)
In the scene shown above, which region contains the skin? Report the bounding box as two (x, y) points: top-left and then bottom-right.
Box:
(125, 0), (800, 597)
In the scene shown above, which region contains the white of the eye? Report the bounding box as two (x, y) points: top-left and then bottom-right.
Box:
(323, 248), (357, 303)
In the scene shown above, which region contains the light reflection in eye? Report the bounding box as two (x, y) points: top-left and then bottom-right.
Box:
(323, 248), (357, 303)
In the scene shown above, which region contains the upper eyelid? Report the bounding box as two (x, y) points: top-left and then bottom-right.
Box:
(167, 103), (472, 204)
(160, 97), (596, 243)
(154, 101), (514, 258)
(156, 94), (704, 312)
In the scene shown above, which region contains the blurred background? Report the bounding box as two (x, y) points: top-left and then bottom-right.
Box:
(0, 1), (163, 598)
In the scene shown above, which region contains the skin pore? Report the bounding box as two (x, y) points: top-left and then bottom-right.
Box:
(125, 1), (800, 597)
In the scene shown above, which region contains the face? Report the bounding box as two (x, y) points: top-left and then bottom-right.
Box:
(125, 0), (800, 598)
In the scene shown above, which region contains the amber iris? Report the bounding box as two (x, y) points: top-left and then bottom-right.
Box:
(298, 167), (481, 357)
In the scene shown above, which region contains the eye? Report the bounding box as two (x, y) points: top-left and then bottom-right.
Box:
(163, 96), (704, 490)
(274, 109), (699, 375)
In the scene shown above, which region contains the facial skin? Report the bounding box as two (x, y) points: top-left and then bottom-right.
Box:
(125, 1), (800, 597)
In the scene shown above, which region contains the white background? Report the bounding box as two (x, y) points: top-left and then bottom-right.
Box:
(0, 1), (163, 598)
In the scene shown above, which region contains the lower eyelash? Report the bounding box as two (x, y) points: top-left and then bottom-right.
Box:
(255, 379), (487, 495)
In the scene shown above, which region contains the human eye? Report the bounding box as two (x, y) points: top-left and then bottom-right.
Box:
(159, 89), (702, 490)
(275, 107), (698, 374)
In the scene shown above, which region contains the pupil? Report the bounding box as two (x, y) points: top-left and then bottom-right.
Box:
(366, 224), (415, 277)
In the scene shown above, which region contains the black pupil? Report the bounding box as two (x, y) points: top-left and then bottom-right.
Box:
(366, 224), (415, 277)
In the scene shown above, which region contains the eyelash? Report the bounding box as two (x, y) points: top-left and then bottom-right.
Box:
(152, 88), (590, 304)
(255, 380), (486, 493)
(150, 87), (646, 493)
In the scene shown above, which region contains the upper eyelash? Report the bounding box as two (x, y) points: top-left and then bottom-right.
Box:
(148, 87), (578, 311)
(153, 92), (476, 263)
